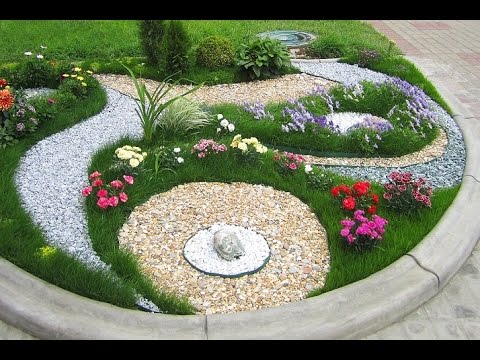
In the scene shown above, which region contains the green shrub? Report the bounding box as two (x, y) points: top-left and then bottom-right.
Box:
(235, 37), (291, 80)
(156, 97), (211, 136)
(196, 36), (234, 69)
(305, 34), (347, 58)
(138, 20), (166, 67)
(357, 48), (383, 68)
(164, 20), (190, 75)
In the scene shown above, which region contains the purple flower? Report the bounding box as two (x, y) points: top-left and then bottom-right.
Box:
(16, 123), (25, 132)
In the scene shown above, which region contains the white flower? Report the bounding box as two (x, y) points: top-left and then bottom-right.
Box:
(238, 142), (248, 152)
(305, 164), (313, 174)
(216, 127), (221, 133)
(220, 119), (229, 128)
(40, 45), (47, 49)
(36, 54), (44, 59)
(177, 157), (184, 164)
(227, 123), (235, 132)
(129, 158), (140, 168)
(217, 114), (223, 120)
(24, 51), (32, 56)
(173, 147), (181, 153)
(142, 152), (148, 158)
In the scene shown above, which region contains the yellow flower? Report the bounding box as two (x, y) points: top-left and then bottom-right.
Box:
(86, 70), (93, 74)
(81, 82), (87, 87)
(142, 152), (148, 158)
(129, 158), (140, 168)
(37, 245), (57, 258)
(132, 146), (142, 152)
(62, 74), (70, 77)
(71, 74), (77, 78)
(74, 67), (82, 72)
(77, 76), (84, 81)
(238, 142), (248, 153)
(5, 85), (10, 90)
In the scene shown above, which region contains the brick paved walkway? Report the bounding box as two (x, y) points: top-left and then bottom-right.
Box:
(366, 20), (480, 340)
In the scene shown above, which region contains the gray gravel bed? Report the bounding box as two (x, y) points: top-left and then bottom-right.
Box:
(15, 88), (142, 270)
(23, 87), (56, 100)
(294, 62), (466, 188)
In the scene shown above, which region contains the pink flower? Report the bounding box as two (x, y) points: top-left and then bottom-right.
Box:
(340, 228), (350, 237)
(97, 189), (108, 198)
(288, 162), (297, 170)
(119, 192), (128, 203)
(97, 197), (109, 209)
(108, 196), (119, 207)
(123, 175), (134, 185)
(110, 180), (123, 189)
(198, 152), (206, 158)
(92, 179), (103, 187)
(89, 171), (102, 180)
(81, 186), (92, 197)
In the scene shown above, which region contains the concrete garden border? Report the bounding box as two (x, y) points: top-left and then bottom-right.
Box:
(0, 71), (479, 340)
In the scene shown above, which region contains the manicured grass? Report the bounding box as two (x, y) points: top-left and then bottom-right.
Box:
(87, 137), (459, 306)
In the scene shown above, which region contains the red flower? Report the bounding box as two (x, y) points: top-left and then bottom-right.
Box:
(338, 184), (352, 196)
(119, 192), (128, 203)
(343, 197), (356, 211)
(97, 197), (109, 209)
(368, 205), (377, 214)
(0, 89), (14, 111)
(81, 186), (92, 197)
(0, 79), (7, 87)
(331, 186), (340, 197)
(372, 194), (379, 204)
(110, 180), (123, 189)
(353, 181), (370, 196)
(92, 179), (103, 187)
(97, 189), (108, 198)
(289, 162), (297, 170)
(89, 171), (102, 180)
(108, 196), (119, 207)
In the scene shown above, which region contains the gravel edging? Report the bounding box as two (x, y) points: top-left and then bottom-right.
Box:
(1, 62), (476, 339)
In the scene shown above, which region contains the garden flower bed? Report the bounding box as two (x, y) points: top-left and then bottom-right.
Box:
(0, 31), (464, 317)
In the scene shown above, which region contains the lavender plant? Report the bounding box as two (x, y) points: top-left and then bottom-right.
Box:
(242, 101), (274, 121)
(281, 99), (339, 133)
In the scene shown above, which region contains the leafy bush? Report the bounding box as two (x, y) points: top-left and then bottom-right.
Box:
(305, 34), (347, 58)
(138, 20), (166, 67)
(122, 64), (201, 143)
(196, 36), (234, 69)
(235, 37), (291, 80)
(156, 97), (211, 136)
(304, 165), (335, 191)
(164, 20), (190, 75)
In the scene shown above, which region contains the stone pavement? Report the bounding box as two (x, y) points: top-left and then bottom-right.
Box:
(366, 20), (480, 340)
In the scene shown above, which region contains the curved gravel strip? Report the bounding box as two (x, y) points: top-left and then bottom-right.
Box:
(15, 88), (142, 270)
(294, 62), (466, 188)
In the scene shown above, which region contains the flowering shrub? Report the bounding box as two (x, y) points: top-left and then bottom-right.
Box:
(273, 150), (305, 175)
(305, 164), (335, 191)
(383, 170), (433, 214)
(357, 49), (382, 68)
(60, 67), (95, 99)
(191, 139), (227, 159)
(82, 171), (134, 210)
(311, 85), (340, 113)
(242, 101), (274, 121)
(13, 46), (60, 88)
(281, 98), (340, 134)
(331, 181), (379, 214)
(340, 210), (388, 252)
(154, 146), (184, 173)
(230, 134), (268, 163)
(215, 113), (235, 135)
(0, 80), (47, 148)
(113, 145), (147, 174)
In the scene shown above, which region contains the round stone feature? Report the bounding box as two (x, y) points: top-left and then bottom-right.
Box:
(257, 30), (317, 48)
(184, 223), (270, 277)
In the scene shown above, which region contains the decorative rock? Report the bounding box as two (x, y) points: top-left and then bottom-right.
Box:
(213, 228), (245, 261)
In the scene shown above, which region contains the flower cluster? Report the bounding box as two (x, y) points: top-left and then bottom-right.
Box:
(82, 171), (134, 210)
(385, 77), (437, 136)
(311, 85), (340, 113)
(342, 83), (365, 102)
(191, 139), (227, 159)
(24, 46), (47, 60)
(230, 134), (268, 163)
(331, 181), (379, 214)
(340, 210), (388, 252)
(347, 115), (394, 154)
(60, 67), (95, 99)
(114, 145), (147, 171)
(273, 150), (305, 175)
(242, 101), (274, 121)
(154, 146), (184, 173)
(281, 99), (339, 134)
(216, 114), (235, 134)
(357, 49), (382, 68)
(0, 80), (14, 111)
(383, 170), (432, 214)
(61, 66), (93, 87)
(305, 164), (335, 191)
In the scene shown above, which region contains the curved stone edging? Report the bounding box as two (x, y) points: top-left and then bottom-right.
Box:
(0, 69), (478, 339)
